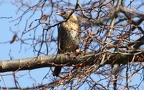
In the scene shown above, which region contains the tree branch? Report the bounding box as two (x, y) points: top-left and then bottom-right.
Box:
(0, 51), (144, 72)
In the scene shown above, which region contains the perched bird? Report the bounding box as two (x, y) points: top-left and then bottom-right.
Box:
(53, 10), (81, 76)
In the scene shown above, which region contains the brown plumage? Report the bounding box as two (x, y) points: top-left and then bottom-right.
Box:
(53, 10), (80, 76)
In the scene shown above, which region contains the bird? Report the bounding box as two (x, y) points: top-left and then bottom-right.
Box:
(53, 10), (81, 76)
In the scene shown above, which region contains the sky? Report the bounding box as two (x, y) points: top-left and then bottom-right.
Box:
(0, 1), (51, 88)
(0, 0), (144, 89)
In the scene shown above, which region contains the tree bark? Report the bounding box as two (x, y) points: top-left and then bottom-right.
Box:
(0, 52), (143, 72)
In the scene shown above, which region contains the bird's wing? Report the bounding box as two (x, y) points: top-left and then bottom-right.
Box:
(57, 24), (66, 54)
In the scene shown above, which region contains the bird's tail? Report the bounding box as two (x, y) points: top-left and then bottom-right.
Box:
(53, 66), (62, 76)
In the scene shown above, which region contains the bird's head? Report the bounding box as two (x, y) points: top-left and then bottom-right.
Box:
(56, 10), (78, 21)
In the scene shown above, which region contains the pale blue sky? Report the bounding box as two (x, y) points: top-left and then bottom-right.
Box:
(0, 1), (51, 87)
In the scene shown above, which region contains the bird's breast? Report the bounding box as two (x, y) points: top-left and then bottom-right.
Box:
(70, 30), (78, 39)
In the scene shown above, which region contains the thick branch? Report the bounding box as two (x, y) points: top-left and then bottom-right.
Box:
(0, 52), (144, 72)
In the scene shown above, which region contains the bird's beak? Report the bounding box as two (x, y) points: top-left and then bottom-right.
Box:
(56, 12), (61, 16)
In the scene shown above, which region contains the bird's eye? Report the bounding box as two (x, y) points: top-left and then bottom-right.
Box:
(63, 12), (66, 15)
